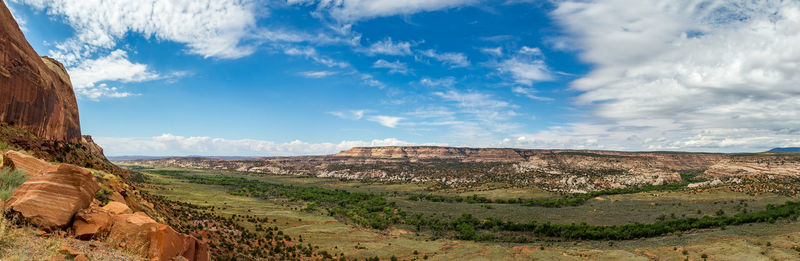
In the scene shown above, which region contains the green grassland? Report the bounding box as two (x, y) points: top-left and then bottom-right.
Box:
(128, 165), (800, 260)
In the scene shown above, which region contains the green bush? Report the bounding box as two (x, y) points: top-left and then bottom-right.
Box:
(96, 187), (113, 206)
(0, 168), (27, 201)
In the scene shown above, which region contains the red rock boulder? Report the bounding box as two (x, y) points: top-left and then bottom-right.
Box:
(102, 201), (133, 215)
(72, 205), (113, 240)
(0, 1), (81, 142)
(2, 150), (57, 177)
(109, 212), (209, 261)
(5, 164), (100, 229)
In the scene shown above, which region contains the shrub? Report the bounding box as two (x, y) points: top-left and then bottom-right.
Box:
(95, 187), (113, 206)
(0, 168), (26, 201)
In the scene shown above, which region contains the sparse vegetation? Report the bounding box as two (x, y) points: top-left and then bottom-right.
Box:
(408, 182), (690, 208)
(95, 187), (113, 206)
(0, 168), (26, 201)
(145, 168), (800, 243)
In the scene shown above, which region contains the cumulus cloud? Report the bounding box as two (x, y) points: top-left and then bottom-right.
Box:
(418, 49), (470, 68)
(368, 115), (403, 128)
(497, 46), (552, 85)
(360, 74), (385, 88)
(13, 0), (258, 63)
(68, 49), (159, 100)
(363, 37), (412, 56)
(95, 134), (430, 156)
(288, 0), (480, 22)
(524, 0), (800, 152)
(372, 59), (409, 74)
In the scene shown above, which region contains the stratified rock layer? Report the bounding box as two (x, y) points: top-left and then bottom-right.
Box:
(2, 150), (56, 177)
(6, 164), (100, 229)
(109, 212), (210, 261)
(0, 1), (81, 142)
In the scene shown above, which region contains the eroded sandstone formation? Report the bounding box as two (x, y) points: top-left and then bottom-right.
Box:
(2, 150), (56, 177)
(5, 164), (100, 229)
(1, 150), (211, 260)
(0, 0), (81, 142)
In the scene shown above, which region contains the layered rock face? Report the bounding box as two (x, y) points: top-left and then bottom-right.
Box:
(0, 1), (81, 142)
(5, 164), (100, 229)
(109, 212), (209, 261)
(2, 150), (56, 177)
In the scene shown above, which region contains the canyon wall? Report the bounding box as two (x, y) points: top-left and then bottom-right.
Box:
(0, 1), (81, 142)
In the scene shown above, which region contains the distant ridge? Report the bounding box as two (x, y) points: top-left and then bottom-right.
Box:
(767, 147), (800, 152)
(108, 155), (256, 161)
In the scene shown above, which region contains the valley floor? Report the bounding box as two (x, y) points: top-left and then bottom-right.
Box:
(129, 165), (800, 260)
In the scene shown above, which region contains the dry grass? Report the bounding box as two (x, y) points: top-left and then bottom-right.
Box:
(0, 167), (26, 201)
(0, 215), (143, 260)
(0, 213), (66, 259)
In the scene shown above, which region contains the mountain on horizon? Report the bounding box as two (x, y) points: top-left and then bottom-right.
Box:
(767, 147), (800, 152)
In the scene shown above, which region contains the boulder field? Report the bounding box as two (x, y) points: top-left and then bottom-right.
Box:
(1, 150), (209, 260)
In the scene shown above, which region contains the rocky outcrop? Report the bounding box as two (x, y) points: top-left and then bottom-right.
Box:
(81, 135), (108, 160)
(72, 201), (133, 240)
(0, 0), (81, 142)
(72, 205), (113, 240)
(2, 150), (56, 177)
(103, 201), (133, 215)
(5, 164), (100, 229)
(109, 212), (209, 261)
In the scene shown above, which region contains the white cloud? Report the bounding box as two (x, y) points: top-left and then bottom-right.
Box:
(497, 46), (552, 85)
(368, 115), (403, 128)
(328, 110), (366, 120)
(284, 46), (350, 68)
(14, 0), (259, 63)
(5, 3), (27, 32)
(434, 90), (512, 110)
(95, 134), (429, 156)
(523, 0), (800, 152)
(373, 59), (409, 74)
(512, 86), (552, 101)
(360, 74), (385, 88)
(255, 28), (361, 46)
(299, 70), (338, 78)
(418, 76), (455, 87)
(288, 0), (480, 22)
(68, 49), (159, 100)
(480, 47), (502, 56)
(432, 90), (520, 137)
(363, 37), (412, 56)
(79, 83), (137, 100)
(519, 46), (542, 55)
(418, 49), (470, 68)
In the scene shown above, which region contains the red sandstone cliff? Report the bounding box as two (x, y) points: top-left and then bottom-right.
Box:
(0, 1), (81, 142)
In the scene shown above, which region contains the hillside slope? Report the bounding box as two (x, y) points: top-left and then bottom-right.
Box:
(0, 1), (209, 260)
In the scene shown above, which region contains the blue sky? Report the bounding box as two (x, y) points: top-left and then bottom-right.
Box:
(7, 0), (800, 155)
